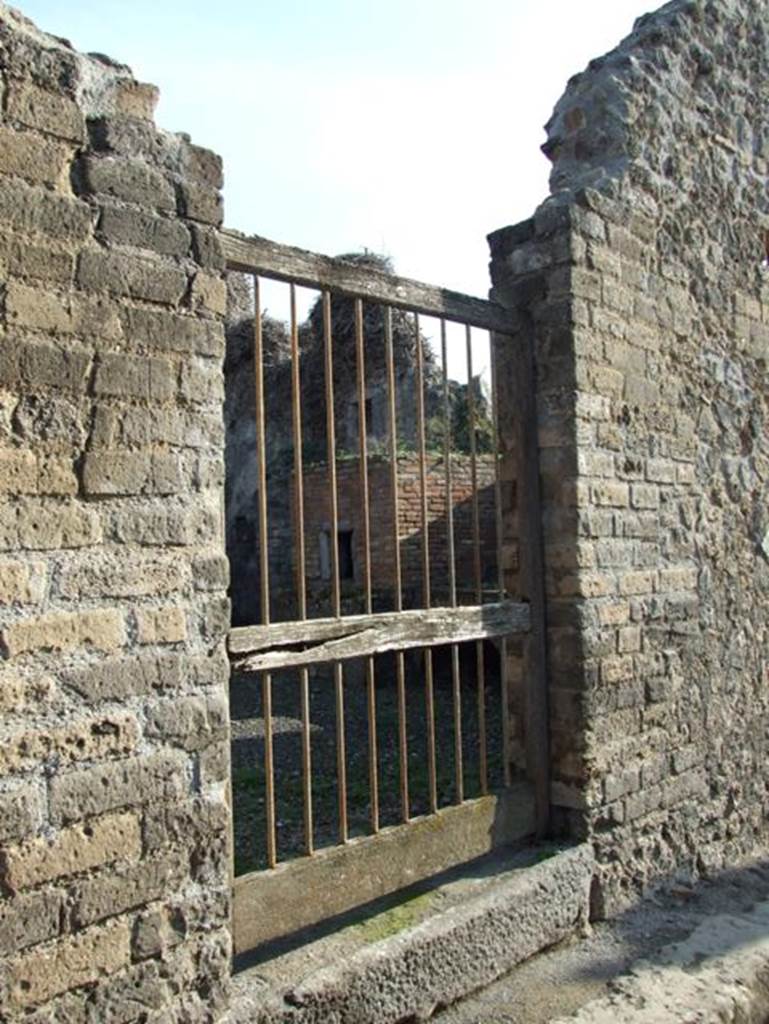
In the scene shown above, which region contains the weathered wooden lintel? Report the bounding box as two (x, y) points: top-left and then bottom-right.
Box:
(233, 782), (536, 954)
(222, 229), (518, 335)
(229, 600), (530, 673)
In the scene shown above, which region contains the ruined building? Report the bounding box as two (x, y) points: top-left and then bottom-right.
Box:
(0, 0), (768, 1021)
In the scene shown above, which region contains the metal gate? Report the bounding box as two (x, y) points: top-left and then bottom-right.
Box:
(223, 232), (546, 955)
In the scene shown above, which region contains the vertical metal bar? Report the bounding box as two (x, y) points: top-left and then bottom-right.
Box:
(355, 299), (379, 834)
(253, 275), (277, 868)
(290, 283), (314, 853)
(440, 321), (463, 804)
(466, 326), (489, 794)
(384, 306), (409, 822)
(323, 291), (347, 842)
(414, 313), (438, 814)
(490, 333), (511, 788)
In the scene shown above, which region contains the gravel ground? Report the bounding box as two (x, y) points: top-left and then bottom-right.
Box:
(229, 642), (506, 875)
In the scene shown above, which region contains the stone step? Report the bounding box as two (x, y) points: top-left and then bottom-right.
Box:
(226, 842), (593, 1024)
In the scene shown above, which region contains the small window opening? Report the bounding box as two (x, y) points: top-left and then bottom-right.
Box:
(319, 528), (355, 581)
(351, 397), (374, 437)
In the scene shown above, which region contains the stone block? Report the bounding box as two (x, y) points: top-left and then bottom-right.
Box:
(618, 570), (656, 596)
(6, 918), (131, 1010)
(592, 481), (629, 508)
(190, 223), (225, 270)
(630, 483), (659, 509)
(49, 750), (188, 825)
(0, 177), (92, 242)
(179, 360), (224, 404)
(108, 503), (192, 546)
(0, 671), (26, 713)
(89, 959), (168, 1023)
(16, 500), (102, 550)
(2, 234), (74, 283)
(1, 336), (92, 393)
(70, 851), (187, 928)
(0, 125), (71, 187)
(37, 455), (78, 496)
(558, 570), (615, 598)
(0, 559), (46, 604)
(1, 608), (125, 658)
(132, 905), (186, 960)
(63, 652), (185, 703)
(617, 626), (642, 653)
(122, 304), (225, 358)
(98, 204), (191, 256)
(77, 249), (188, 305)
(7, 81), (85, 142)
(597, 601), (630, 626)
(181, 141), (224, 189)
(57, 552), (186, 600)
(190, 271), (227, 315)
(659, 566), (698, 591)
(82, 452), (183, 496)
(0, 888), (63, 957)
(0, 449), (38, 494)
(94, 351), (176, 402)
(6, 279), (72, 333)
(0, 783), (44, 844)
(80, 155), (175, 211)
(112, 80), (159, 120)
(142, 795), (229, 854)
(178, 181), (223, 226)
(645, 457), (677, 484)
(1, 811), (141, 891)
(0, 710), (140, 775)
(601, 654), (634, 684)
(145, 695), (227, 752)
(136, 606), (187, 644)
(191, 552), (230, 590)
(5, 281), (123, 340)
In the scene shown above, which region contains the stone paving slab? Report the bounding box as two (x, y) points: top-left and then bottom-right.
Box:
(437, 854), (769, 1024)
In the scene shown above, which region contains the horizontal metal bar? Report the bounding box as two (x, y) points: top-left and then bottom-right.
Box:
(232, 781), (536, 954)
(222, 229), (516, 334)
(229, 600), (530, 672)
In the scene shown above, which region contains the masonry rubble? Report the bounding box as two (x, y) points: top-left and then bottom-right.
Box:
(0, 0), (767, 1021)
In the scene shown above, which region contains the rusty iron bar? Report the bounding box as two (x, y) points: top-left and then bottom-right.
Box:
(384, 306), (409, 822)
(355, 298), (379, 834)
(414, 313), (438, 815)
(466, 325), (489, 796)
(253, 275), (277, 868)
(440, 320), (464, 804)
(490, 333), (512, 787)
(289, 283), (314, 854)
(322, 290), (348, 842)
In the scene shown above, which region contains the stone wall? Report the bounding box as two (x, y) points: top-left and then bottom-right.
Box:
(0, 6), (231, 1021)
(3, 0), (769, 1017)
(490, 0), (769, 915)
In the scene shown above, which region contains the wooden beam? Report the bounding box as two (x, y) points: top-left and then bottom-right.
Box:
(229, 601), (530, 673)
(221, 230), (517, 335)
(232, 782), (535, 954)
(493, 325), (551, 839)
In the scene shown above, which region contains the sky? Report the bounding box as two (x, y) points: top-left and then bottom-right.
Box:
(16, 0), (654, 302)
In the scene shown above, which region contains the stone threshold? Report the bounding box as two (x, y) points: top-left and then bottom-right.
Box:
(225, 842), (594, 1024)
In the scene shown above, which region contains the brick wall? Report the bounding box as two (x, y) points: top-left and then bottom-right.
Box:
(300, 454), (498, 612)
(491, 0), (769, 915)
(0, 6), (231, 1020)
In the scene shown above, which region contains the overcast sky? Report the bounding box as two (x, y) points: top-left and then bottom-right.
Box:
(18, 0), (652, 297)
